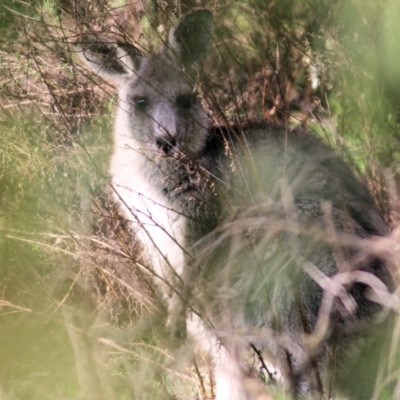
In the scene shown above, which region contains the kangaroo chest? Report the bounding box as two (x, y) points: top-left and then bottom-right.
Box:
(110, 144), (224, 282)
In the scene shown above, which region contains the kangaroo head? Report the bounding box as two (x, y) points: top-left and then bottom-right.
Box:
(78, 10), (213, 158)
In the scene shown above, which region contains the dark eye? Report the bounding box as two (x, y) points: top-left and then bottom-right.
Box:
(176, 93), (197, 110)
(133, 97), (148, 111)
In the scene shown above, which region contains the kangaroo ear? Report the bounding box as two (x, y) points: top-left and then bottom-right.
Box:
(76, 36), (143, 84)
(168, 9), (213, 66)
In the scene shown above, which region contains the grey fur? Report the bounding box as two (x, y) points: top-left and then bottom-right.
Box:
(78, 10), (393, 400)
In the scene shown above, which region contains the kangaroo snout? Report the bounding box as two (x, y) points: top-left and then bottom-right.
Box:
(155, 134), (177, 154)
(154, 119), (179, 154)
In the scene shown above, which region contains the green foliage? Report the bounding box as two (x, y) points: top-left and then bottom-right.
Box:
(0, 0), (399, 399)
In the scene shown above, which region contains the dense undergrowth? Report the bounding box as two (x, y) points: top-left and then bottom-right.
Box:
(1, 0), (400, 399)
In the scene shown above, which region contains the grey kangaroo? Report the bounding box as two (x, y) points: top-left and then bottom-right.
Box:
(78, 9), (393, 399)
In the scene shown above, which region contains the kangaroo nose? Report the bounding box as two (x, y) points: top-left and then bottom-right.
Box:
(156, 136), (176, 154)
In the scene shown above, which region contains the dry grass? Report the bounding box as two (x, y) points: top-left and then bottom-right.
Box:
(1, 1), (400, 399)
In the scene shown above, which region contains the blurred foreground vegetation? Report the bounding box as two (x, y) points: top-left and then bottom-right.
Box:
(1, 0), (400, 399)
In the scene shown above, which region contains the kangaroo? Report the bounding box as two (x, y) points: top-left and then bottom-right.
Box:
(78, 10), (393, 399)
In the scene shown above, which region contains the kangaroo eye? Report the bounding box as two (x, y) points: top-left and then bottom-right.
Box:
(134, 97), (148, 111)
(176, 93), (197, 110)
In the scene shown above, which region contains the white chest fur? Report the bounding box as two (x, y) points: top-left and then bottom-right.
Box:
(110, 126), (186, 287)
